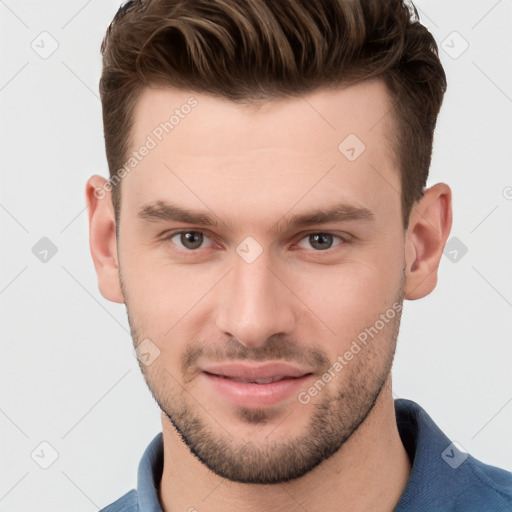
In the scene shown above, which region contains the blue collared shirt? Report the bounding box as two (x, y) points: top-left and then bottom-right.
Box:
(100, 399), (512, 511)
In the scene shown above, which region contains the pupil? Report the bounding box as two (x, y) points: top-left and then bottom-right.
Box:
(311, 233), (332, 250)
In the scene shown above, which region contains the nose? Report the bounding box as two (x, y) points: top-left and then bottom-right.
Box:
(215, 249), (297, 348)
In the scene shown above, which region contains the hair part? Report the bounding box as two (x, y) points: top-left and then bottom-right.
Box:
(100, 0), (446, 230)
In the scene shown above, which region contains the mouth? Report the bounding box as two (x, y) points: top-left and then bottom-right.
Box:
(202, 361), (312, 380)
(200, 362), (314, 408)
(203, 373), (296, 384)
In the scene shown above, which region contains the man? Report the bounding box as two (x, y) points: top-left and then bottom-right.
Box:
(85, 0), (512, 510)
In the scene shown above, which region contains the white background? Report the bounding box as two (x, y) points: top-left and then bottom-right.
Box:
(1, 0), (511, 510)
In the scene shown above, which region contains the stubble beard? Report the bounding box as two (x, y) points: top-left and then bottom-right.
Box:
(122, 269), (405, 484)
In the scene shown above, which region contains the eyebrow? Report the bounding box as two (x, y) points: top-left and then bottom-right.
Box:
(137, 200), (375, 233)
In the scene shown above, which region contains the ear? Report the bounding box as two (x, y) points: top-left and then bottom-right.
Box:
(404, 183), (453, 300)
(85, 175), (125, 304)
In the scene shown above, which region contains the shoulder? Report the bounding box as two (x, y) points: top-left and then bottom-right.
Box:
(99, 489), (138, 512)
(394, 398), (512, 511)
(454, 455), (512, 510)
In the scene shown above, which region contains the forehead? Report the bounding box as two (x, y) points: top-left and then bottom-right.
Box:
(121, 79), (400, 228)
(131, 79), (395, 156)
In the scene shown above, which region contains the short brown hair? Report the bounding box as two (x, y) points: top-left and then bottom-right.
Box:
(100, 0), (446, 229)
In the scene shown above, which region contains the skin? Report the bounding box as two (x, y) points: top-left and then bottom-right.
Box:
(86, 78), (452, 512)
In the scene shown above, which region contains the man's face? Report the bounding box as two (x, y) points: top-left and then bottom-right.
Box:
(117, 79), (406, 483)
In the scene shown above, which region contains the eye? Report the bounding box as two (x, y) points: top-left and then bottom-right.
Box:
(163, 230), (348, 254)
(168, 231), (211, 250)
(296, 232), (346, 251)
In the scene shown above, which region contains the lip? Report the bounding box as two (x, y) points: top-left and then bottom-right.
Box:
(200, 362), (314, 409)
(201, 362), (312, 380)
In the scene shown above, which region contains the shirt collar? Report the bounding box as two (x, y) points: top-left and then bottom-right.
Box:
(137, 430), (164, 512)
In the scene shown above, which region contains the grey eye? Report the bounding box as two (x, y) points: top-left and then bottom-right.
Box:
(297, 233), (343, 251)
(171, 231), (206, 250)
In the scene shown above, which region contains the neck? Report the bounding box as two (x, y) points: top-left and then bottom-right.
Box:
(158, 376), (411, 512)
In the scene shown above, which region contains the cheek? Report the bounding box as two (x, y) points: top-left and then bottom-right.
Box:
(121, 243), (219, 341)
(297, 257), (403, 346)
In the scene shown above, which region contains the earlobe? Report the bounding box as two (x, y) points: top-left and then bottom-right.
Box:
(85, 175), (125, 304)
(404, 183), (453, 301)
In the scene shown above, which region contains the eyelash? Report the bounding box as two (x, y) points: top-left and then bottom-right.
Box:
(161, 230), (351, 254)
